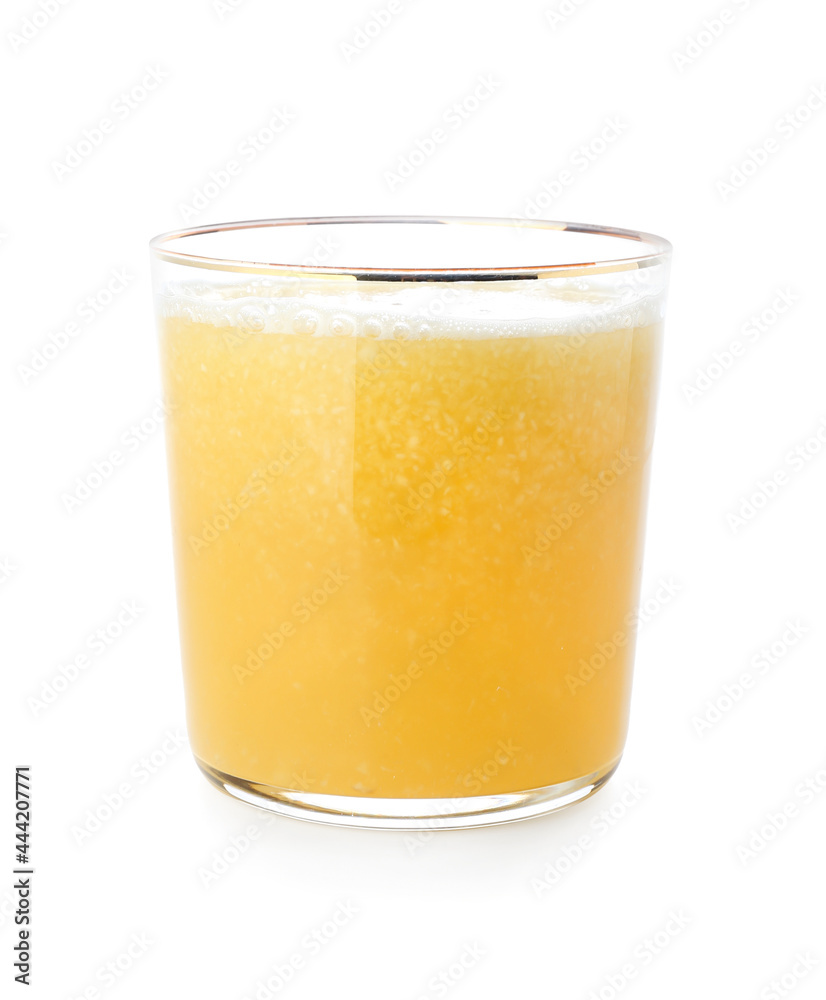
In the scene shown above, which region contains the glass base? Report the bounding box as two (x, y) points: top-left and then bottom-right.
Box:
(195, 756), (622, 830)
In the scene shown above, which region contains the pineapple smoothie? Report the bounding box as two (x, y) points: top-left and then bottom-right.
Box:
(159, 275), (663, 803)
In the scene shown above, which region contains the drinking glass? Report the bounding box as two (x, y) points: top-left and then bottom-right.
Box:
(149, 216), (671, 829)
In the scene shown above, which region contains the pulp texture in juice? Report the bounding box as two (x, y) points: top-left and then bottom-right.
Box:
(160, 280), (662, 799)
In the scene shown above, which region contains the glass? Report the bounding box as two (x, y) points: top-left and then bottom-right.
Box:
(149, 216), (671, 829)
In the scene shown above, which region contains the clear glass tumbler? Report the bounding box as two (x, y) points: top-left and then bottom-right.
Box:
(149, 217), (671, 829)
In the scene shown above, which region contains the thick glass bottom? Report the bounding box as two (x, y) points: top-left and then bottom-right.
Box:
(195, 756), (622, 830)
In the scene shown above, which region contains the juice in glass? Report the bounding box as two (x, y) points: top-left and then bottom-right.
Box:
(151, 218), (670, 828)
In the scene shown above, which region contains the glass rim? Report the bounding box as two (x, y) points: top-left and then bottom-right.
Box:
(149, 215), (672, 282)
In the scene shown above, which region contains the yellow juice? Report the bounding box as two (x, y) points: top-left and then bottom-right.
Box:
(160, 282), (661, 801)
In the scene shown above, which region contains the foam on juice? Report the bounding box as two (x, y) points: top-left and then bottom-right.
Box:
(158, 274), (665, 339)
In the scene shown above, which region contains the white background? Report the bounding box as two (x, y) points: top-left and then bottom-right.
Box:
(3, 0), (826, 997)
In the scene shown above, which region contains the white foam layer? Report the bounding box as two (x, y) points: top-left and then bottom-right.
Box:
(157, 276), (667, 339)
